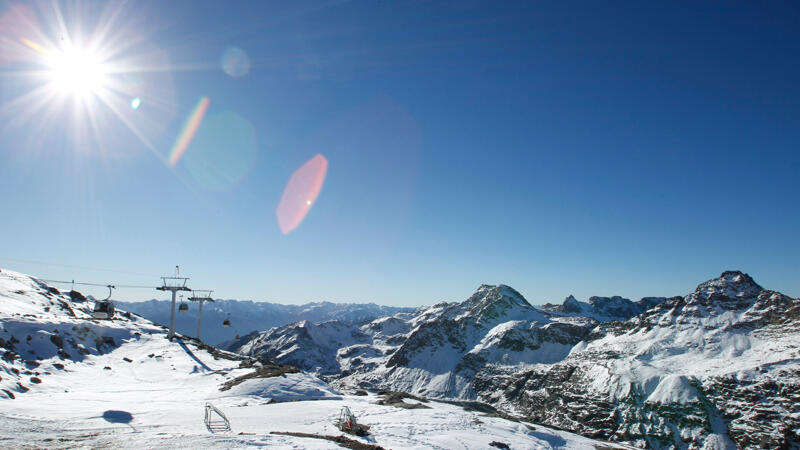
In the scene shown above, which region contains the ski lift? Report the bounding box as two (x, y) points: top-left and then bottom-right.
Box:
(93, 285), (116, 319)
(222, 317), (231, 328)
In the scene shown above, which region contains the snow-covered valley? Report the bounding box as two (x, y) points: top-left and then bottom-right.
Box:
(0, 268), (626, 449)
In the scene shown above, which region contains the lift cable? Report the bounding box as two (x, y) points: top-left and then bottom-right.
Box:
(37, 279), (158, 289)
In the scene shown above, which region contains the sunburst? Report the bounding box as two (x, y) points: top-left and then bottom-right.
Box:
(0, 2), (178, 159)
(45, 44), (109, 97)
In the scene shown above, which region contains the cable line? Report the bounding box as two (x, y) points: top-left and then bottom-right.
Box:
(37, 279), (157, 289)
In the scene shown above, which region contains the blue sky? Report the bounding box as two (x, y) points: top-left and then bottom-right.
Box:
(0, 1), (798, 305)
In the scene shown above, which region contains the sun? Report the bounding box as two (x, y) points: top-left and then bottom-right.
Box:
(45, 45), (108, 97)
(0, 2), (181, 159)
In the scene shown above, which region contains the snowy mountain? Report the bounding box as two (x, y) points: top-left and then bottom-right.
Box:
(0, 268), (621, 449)
(116, 298), (414, 346)
(541, 294), (666, 322)
(228, 284), (598, 395)
(229, 272), (800, 449)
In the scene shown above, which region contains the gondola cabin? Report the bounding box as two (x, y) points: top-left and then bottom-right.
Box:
(93, 285), (116, 319)
(93, 300), (115, 319)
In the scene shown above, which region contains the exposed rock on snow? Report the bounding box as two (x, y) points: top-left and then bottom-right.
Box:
(541, 293), (667, 322)
(232, 271), (800, 449)
(477, 271), (799, 448)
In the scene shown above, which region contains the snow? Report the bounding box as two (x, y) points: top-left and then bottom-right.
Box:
(222, 272), (800, 448)
(223, 372), (339, 401)
(568, 340), (587, 356)
(645, 375), (699, 405)
(118, 298), (415, 346)
(470, 321), (573, 365)
(0, 391), (626, 449)
(0, 268), (627, 449)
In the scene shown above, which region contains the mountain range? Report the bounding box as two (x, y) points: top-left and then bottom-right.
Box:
(224, 271), (800, 449)
(0, 267), (617, 448)
(116, 299), (415, 346)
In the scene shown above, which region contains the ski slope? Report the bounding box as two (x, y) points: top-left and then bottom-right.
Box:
(0, 268), (627, 449)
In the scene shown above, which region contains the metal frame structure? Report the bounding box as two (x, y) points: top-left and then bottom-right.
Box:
(204, 402), (231, 433)
(157, 266), (190, 339)
(188, 290), (214, 342)
(335, 406), (368, 435)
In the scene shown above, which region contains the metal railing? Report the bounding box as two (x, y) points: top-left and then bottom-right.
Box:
(204, 402), (231, 433)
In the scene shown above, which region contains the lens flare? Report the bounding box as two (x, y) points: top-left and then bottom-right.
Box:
(277, 154), (328, 234)
(0, 5), (41, 66)
(130, 97), (141, 110)
(169, 96), (209, 166)
(19, 36), (47, 56)
(181, 111), (257, 191)
(221, 46), (250, 78)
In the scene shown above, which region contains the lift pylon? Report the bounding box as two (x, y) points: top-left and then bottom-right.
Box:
(188, 290), (214, 342)
(157, 265), (190, 339)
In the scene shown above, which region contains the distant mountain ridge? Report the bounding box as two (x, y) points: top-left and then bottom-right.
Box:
(116, 299), (415, 345)
(225, 271), (800, 449)
(541, 293), (666, 322)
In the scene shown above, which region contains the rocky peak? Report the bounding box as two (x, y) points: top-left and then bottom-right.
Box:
(587, 295), (629, 306)
(461, 284), (536, 324)
(469, 284), (531, 307)
(637, 297), (666, 311)
(691, 271), (763, 303)
(561, 295), (583, 313)
(587, 296), (639, 319)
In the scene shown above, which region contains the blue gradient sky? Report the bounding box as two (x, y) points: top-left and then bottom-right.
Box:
(1, 1), (798, 305)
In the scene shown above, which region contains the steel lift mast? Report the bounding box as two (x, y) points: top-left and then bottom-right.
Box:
(157, 265), (190, 339)
(188, 290), (214, 342)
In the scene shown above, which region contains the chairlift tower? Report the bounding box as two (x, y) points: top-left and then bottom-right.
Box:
(188, 290), (214, 342)
(157, 265), (191, 339)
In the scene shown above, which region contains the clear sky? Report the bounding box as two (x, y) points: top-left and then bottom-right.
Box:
(0, 1), (798, 305)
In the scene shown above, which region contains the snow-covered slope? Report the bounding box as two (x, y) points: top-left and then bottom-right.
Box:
(478, 271), (800, 448)
(0, 268), (621, 449)
(117, 298), (414, 345)
(231, 319), (372, 374)
(230, 284), (594, 397)
(231, 272), (800, 449)
(0, 268), (336, 404)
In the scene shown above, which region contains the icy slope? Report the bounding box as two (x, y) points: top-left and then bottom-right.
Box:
(0, 268), (621, 449)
